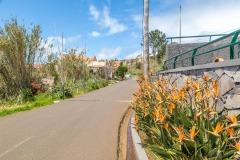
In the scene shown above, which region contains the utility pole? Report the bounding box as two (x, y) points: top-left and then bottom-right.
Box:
(143, 0), (149, 78)
(180, 5), (182, 44)
(61, 32), (65, 99)
(84, 43), (86, 78)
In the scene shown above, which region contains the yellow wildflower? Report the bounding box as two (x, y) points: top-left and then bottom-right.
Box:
(176, 126), (185, 142)
(193, 82), (200, 90)
(155, 80), (159, 86)
(182, 85), (190, 91)
(169, 101), (176, 113)
(173, 85), (177, 90)
(205, 89), (211, 99)
(180, 90), (186, 99)
(195, 92), (203, 101)
(235, 141), (240, 151)
(213, 122), (224, 133)
(187, 77), (194, 85)
(165, 123), (170, 132)
(212, 81), (219, 97)
(209, 106), (215, 112)
(190, 126), (199, 140)
(153, 111), (159, 120)
(159, 114), (166, 123)
(157, 104), (162, 111)
(226, 114), (238, 124)
(203, 73), (210, 82)
(227, 127), (235, 137)
(172, 92), (179, 100)
(156, 93), (162, 101)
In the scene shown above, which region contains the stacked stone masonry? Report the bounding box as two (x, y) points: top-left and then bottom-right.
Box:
(156, 59), (240, 116)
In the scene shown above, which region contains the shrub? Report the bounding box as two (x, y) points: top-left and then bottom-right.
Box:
(59, 88), (73, 99)
(132, 73), (240, 159)
(116, 62), (128, 78)
(30, 82), (41, 95)
(136, 62), (142, 70)
(17, 88), (35, 104)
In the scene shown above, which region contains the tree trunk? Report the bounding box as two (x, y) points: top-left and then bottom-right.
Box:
(143, 0), (149, 79)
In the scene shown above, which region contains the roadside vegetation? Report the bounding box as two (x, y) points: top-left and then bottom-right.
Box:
(0, 18), (109, 117)
(132, 73), (240, 159)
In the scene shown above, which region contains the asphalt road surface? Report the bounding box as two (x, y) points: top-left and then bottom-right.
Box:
(0, 79), (138, 160)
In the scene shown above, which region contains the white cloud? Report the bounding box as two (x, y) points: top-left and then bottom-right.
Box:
(101, 6), (127, 34)
(89, 4), (127, 35)
(125, 50), (142, 59)
(133, 0), (240, 43)
(89, 4), (100, 20)
(97, 47), (122, 60)
(41, 34), (81, 54)
(90, 31), (101, 37)
(65, 35), (81, 43)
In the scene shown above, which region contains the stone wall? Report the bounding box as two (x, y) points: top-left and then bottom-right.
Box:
(156, 59), (240, 115)
(166, 37), (240, 70)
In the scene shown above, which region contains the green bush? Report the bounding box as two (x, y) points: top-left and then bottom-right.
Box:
(17, 88), (35, 104)
(116, 62), (128, 78)
(61, 88), (73, 98)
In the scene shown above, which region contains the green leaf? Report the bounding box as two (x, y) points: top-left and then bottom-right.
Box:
(179, 111), (192, 128)
(208, 148), (218, 157)
(223, 150), (235, 158)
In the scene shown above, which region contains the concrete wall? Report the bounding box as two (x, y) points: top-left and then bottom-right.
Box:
(156, 59), (240, 115)
(165, 37), (240, 70)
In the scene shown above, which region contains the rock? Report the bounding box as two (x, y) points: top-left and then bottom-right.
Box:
(176, 75), (188, 88)
(228, 85), (240, 95)
(182, 70), (190, 76)
(167, 73), (172, 80)
(170, 74), (177, 84)
(218, 74), (235, 96)
(196, 77), (204, 84)
(224, 66), (239, 78)
(228, 110), (240, 117)
(196, 69), (206, 77)
(216, 100), (225, 112)
(225, 94), (240, 109)
(233, 72), (240, 83)
(215, 69), (224, 77)
(206, 71), (218, 81)
(182, 74), (189, 84)
(175, 73), (181, 79)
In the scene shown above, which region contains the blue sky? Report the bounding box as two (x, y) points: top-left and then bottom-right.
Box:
(0, 0), (240, 60)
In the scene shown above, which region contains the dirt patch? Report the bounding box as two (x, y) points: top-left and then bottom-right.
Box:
(117, 106), (134, 160)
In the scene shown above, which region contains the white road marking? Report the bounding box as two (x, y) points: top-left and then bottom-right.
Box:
(0, 136), (33, 158)
(115, 100), (132, 103)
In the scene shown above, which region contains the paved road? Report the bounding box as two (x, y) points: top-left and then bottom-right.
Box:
(0, 79), (138, 160)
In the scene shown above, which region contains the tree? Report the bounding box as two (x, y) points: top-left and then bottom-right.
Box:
(62, 49), (89, 82)
(0, 18), (42, 97)
(149, 29), (167, 64)
(116, 62), (128, 78)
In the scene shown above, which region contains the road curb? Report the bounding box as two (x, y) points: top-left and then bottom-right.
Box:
(131, 117), (149, 160)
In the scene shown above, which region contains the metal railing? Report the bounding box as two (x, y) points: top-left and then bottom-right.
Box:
(167, 34), (227, 44)
(163, 29), (240, 70)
